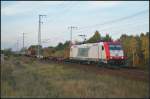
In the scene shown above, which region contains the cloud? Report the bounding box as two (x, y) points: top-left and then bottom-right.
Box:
(88, 1), (121, 8)
(1, 1), (65, 16)
(1, 1), (122, 16)
(73, 1), (122, 10)
(1, 2), (34, 16)
(2, 5), (32, 16)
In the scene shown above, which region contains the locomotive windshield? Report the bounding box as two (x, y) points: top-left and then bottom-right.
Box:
(109, 44), (122, 50)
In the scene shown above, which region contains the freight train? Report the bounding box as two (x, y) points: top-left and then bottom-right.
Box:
(67, 41), (127, 66)
(25, 41), (127, 66)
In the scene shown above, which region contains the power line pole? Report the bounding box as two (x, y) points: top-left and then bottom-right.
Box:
(17, 39), (19, 52)
(22, 33), (27, 54)
(23, 33), (25, 50)
(68, 26), (78, 47)
(37, 14), (46, 58)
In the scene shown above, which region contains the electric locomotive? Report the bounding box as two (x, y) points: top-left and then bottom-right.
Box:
(69, 41), (127, 65)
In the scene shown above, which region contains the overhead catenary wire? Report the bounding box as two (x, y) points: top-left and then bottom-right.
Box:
(46, 2), (78, 23)
(4, 2), (149, 49)
(90, 14), (149, 34)
(11, 4), (148, 49)
(38, 2), (149, 47)
(45, 4), (148, 38)
(112, 22), (149, 34)
(53, 2), (79, 22)
(77, 9), (148, 32)
(75, 22), (149, 42)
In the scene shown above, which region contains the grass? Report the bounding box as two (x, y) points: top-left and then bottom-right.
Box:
(1, 55), (149, 98)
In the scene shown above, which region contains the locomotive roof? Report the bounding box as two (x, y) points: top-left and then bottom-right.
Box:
(71, 41), (121, 47)
(71, 42), (100, 47)
(99, 41), (121, 44)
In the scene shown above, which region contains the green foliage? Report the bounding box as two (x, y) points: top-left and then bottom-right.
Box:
(20, 47), (28, 52)
(55, 41), (70, 51)
(86, 30), (101, 43)
(1, 48), (14, 56)
(42, 41), (70, 57)
(55, 43), (64, 50)
(29, 45), (42, 49)
(102, 34), (112, 42)
(85, 31), (112, 43)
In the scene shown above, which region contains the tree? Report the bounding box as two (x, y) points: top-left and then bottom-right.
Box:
(102, 34), (112, 42)
(20, 47), (27, 52)
(1, 48), (13, 56)
(86, 30), (101, 43)
(140, 32), (149, 65)
(63, 41), (70, 48)
(120, 32), (149, 68)
(130, 36), (139, 66)
(55, 42), (64, 50)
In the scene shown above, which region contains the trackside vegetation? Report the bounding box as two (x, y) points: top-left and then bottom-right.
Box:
(1, 55), (149, 98)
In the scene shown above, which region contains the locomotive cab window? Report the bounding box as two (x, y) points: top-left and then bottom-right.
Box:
(109, 44), (122, 50)
(102, 46), (104, 50)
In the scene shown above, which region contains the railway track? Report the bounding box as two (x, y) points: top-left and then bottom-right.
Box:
(24, 55), (149, 82)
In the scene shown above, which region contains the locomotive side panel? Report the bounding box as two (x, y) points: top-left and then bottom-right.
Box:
(88, 44), (99, 61)
(70, 43), (107, 62)
(70, 44), (90, 60)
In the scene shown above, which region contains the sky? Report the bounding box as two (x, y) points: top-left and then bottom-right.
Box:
(1, 1), (149, 51)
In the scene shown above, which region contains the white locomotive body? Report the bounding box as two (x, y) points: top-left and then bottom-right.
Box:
(69, 42), (126, 65)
